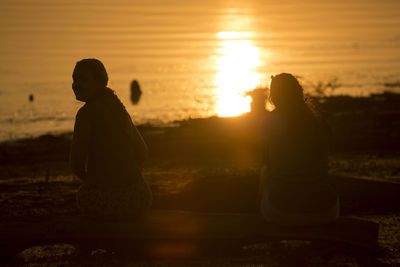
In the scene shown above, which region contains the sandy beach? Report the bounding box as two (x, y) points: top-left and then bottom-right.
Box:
(0, 94), (399, 266)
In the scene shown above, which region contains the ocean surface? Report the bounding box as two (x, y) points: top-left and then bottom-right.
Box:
(1, 0), (400, 141)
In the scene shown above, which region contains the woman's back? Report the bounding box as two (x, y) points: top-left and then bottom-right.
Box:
(83, 88), (146, 188)
(260, 109), (336, 214)
(259, 73), (338, 224)
(262, 109), (329, 187)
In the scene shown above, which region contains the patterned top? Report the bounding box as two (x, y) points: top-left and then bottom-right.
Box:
(70, 87), (148, 189)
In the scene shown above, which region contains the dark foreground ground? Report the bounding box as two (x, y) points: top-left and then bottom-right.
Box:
(0, 93), (400, 266)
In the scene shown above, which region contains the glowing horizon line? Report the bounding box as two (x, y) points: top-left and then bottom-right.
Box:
(216, 32), (252, 39)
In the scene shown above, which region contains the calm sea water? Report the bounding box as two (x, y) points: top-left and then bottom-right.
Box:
(0, 0), (399, 140)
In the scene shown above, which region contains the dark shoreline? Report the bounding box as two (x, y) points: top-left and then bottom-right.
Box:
(3, 90), (400, 146)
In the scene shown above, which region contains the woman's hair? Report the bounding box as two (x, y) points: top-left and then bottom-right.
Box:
(270, 73), (303, 109)
(269, 73), (316, 116)
(75, 58), (109, 87)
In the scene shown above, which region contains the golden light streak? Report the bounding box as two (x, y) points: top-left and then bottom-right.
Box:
(215, 32), (262, 117)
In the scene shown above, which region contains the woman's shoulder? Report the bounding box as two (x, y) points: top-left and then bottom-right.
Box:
(85, 89), (116, 115)
(260, 110), (274, 122)
(76, 104), (90, 120)
(259, 111), (288, 140)
(260, 110), (284, 129)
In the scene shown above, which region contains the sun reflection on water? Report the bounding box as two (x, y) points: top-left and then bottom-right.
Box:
(215, 32), (263, 117)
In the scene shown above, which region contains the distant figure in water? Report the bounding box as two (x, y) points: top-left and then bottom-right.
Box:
(29, 94), (34, 102)
(259, 73), (339, 225)
(130, 79), (142, 105)
(70, 58), (152, 220)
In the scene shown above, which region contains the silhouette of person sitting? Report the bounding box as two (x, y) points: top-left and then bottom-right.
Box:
(70, 58), (152, 220)
(259, 73), (339, 225)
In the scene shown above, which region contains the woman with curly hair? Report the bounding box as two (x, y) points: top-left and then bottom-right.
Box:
(259, 73), (339, 225)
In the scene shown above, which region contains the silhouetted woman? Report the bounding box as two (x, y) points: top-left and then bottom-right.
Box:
(259, 73), (339, 225)
(70, 58), (152, 220)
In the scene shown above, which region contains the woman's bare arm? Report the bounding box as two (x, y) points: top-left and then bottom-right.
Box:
(130, 121), (148, 167)
(259, 115), (270, 194)
(70, 107), (90, 180)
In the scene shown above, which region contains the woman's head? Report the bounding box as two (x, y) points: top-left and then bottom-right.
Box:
(269, 73), (305, 111)
(72, 58), (109, 102)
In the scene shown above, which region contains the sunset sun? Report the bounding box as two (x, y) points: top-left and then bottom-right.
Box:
(215, 32), (263, 117)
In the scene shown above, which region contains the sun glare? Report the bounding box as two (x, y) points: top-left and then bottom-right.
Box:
(216, 32), (252, 39)
(215, 32), (262, 117)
